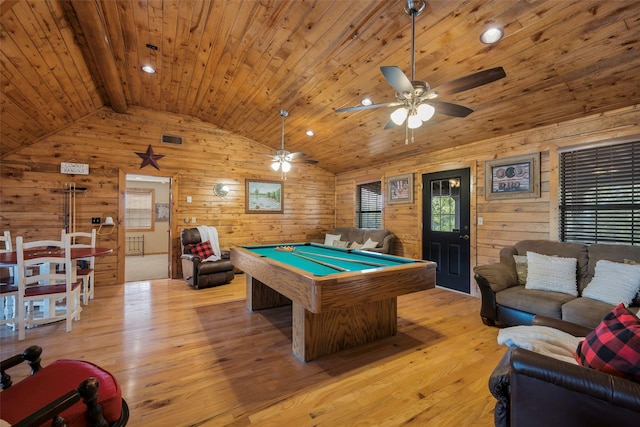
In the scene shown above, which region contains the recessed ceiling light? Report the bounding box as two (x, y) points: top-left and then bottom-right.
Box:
(142, 65), (156, 74)
(361, 97), (373, 106)
(480, 27), (504, 44)
(306, 130), (314, 136)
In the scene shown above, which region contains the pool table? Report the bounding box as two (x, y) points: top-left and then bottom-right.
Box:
(230, 243), (436, 362)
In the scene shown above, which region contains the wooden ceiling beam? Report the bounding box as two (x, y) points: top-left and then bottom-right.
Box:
(70, 0), (127, 114)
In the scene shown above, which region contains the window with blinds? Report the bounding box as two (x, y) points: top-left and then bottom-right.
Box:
(356, 181), (382, 229)
(559, 141), (639, 244)
(125, 189), (155, 230)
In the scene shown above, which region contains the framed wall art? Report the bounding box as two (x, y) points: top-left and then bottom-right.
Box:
(245, 179), (283, 213)
(484, 153), (540, 200)
(386, 173), (414, 205)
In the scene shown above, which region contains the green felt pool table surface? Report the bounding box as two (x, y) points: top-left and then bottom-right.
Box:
(242, 243), (415, 276)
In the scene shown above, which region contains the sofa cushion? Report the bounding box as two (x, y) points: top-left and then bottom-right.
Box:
(575, 304), (640, 382)
(525, 252), (578, 296)
(561, 297), (618, 329)
(497, 286), (576, 319)
(581, 260), (640, 306)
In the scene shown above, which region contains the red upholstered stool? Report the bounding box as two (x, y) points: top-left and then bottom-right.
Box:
(0, 346), (128, 426)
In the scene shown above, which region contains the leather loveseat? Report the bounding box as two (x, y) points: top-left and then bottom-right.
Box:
(323, 227), (395, 254)
(180, 228), (235, 289)
(489, 315), (640, 427)
(474, 240), (640, 328)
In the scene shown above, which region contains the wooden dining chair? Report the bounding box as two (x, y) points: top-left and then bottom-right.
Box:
(0, 231), (18, 331)
(16, 235), (82, 341)
(64, 230), (97, 305)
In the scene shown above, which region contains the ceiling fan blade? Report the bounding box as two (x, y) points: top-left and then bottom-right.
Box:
(287, 152), (309, 160)
(335, 101), (399, 113)
(380, 66), (414, 96)
(426, 67), (506, 98)
(431, 100), (474, 117)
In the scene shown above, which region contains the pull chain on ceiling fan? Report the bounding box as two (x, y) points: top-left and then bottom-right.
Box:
(270, 110), (318, 179)
(335, 0), (506, 143)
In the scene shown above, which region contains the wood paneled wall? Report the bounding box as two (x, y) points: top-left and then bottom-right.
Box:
(0, 106), (335, 286)
(2, 105), (638, 292)
(336, 105), (640, 297)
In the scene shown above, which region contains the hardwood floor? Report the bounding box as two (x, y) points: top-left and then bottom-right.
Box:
(0, 275), (505, 426)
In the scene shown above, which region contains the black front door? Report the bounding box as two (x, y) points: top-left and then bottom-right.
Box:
(422, 168), (471, 293)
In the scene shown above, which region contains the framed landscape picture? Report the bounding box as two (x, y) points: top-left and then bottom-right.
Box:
(387, 173), (414, 205)
(245, 179), (283, 213)
(484, 153), (540, 200)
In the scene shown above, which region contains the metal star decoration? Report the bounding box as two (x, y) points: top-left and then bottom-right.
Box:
(135, 145), (165, 170)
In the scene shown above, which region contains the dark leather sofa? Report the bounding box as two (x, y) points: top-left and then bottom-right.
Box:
(180, 228), (235, 289)
(489, 316), (640, 427)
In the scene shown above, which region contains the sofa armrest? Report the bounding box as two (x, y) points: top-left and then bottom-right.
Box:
(473, 262), (517, 293)
(510, 347), (640, 424)
(532, 315), (592, 337)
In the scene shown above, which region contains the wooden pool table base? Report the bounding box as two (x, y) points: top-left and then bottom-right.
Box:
(247, 276), (398, 362)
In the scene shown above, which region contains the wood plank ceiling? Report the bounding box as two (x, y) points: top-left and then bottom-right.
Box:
(1, 0), (639, 174)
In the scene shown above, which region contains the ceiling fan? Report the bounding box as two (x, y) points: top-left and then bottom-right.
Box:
(269, 109), (318, 179)
(335, 0), (506, 143)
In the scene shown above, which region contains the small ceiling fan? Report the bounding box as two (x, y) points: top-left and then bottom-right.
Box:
(336, 0), (506, 142)
(269, 109), (318, 179)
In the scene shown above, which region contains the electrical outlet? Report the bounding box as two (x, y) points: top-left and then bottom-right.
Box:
(91, 217), (101, 224)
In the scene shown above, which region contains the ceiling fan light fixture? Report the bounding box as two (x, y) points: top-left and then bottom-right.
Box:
(271, 161), (281, 171)
(391, 107), (408, 125)
(417, 103), (435, 121)
(281, 161), (291, 173)
(480, 27), (504, 44)
(407, 114), (422, 129)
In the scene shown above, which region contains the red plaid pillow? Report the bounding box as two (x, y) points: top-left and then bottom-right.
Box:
(574, 303), (640, 382)
(187, 240), (215, 259)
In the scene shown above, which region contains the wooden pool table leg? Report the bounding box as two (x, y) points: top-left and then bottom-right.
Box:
(245, 274), (291, 311)
(292, 298), (398, 363)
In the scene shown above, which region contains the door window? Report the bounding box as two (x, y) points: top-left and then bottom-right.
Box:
(430, 178), (460, 232)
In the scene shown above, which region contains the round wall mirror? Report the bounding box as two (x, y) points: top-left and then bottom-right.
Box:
(214, 183), (229, 197)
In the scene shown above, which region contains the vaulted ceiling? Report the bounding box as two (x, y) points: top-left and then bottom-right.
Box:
(2, 0), (639, 174)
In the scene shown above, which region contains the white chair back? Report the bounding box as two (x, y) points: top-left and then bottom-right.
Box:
(64, 229), (97, 304)
(15, 235), (81, 340)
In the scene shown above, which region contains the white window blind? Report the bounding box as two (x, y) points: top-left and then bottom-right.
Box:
(559, 141), (639, 244)
(125, 189), (154, 230)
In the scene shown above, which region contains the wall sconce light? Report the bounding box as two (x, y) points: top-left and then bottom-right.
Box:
(214, 183), (230, 197)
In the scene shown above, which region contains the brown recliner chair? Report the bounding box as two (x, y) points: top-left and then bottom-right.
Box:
(180, 228), (235, 289)
(489, 316), (640, 427)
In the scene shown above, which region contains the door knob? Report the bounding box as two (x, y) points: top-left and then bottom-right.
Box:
(459, 234), (470, 240)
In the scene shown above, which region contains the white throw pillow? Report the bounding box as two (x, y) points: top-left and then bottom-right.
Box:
(582, 260), (640, 306)
(332, 240), (349, 248)
(525, 251), (578, 296)
(361, 238), (378, 249)
(323, 233), (341, 246)
(349, 241), (364, 250)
